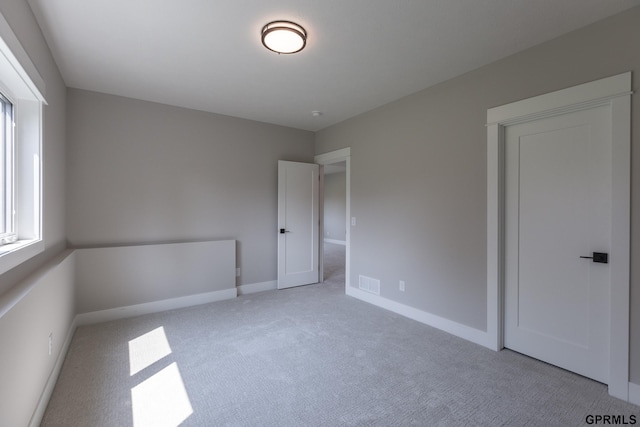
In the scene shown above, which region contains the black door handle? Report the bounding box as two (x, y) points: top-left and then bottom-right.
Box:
(279, 228), (290, 234)
(580, 252), (608, 264)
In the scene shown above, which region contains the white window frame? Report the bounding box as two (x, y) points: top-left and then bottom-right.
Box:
(0, 11), (46, 275)
(0, 92), (14, 244)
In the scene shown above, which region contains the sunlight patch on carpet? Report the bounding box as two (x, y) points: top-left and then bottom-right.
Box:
(128, 327), (172, 376)
(131, 362), (193, 427)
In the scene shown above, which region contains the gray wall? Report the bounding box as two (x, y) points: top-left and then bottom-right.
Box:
(75, 240), (236, 313)
(315, 8), (640, 382)
(324, 172), (347, 242)
(66, 89), (314, 287)
(0, 1), (69, 425)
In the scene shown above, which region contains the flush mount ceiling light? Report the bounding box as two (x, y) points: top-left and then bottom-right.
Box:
(261, 20), (307, 54)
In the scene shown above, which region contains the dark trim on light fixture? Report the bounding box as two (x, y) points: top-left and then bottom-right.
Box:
(261, 20), (307, 54)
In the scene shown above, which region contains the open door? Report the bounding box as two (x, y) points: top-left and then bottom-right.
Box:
(277, 160), (319, 289)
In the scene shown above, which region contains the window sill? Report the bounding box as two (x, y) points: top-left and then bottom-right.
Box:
(0, 239), (44, 275)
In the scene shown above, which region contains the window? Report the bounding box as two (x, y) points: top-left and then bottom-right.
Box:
(0, 92), (15, 245)
(0, 11), (46, 275)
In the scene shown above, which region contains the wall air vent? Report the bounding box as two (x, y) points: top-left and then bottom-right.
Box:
(358, 275), (380, 295)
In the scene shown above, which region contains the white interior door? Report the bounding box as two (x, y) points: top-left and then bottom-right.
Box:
(504, 105), (611, 383)
(277, 160), (319, 289)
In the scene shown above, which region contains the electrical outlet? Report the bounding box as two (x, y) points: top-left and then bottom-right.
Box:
(48, 333), (53, 356)
(351, 217), (357, 226)
(399, 280), (405, 292)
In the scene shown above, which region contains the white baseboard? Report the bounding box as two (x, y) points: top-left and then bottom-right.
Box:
(629, 382), (640, 406)
(76, 288), (238, 325)
(324, 239), (346, 246)
(238, 280), (277, 295)
(29, 316), (78, 427)
(345, 286), (492, 349)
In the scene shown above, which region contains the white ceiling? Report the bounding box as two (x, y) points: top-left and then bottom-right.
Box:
(28, 0), (640, 132)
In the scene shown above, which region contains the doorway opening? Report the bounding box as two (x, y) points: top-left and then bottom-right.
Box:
(322, 161), (346, 287)
(315, 148), (351, 293)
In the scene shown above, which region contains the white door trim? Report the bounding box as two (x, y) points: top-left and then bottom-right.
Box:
(315, 148), (351, 290)
(486, 72), (632, 400)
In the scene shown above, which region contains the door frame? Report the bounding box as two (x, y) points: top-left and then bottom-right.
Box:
(315, 148), (351, 289)
(486, 72), (632, 399)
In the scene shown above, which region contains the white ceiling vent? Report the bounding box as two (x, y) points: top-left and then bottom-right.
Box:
(359, 275), (380, 296)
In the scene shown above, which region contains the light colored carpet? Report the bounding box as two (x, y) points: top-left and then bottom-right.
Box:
(323, 242), (345, 285)
(41, 243), (638, 426)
